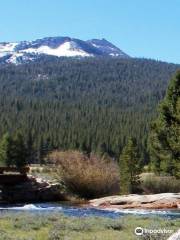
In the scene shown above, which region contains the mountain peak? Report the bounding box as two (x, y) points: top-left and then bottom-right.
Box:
(87, 38), (128, 57)
(0, 36), (130, 64)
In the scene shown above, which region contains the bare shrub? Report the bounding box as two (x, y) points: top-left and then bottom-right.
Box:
(48, 150), (120, 198)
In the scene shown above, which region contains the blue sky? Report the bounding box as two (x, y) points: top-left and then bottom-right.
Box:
(0, 0), (179, 63)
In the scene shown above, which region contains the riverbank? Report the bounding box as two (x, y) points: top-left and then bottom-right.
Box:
(89, 193), (180, 210)
(0, 211), (179, 240)
(0, 174), (67, 203)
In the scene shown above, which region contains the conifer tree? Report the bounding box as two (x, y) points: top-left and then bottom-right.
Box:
(0, 133), (12, 166)
(119, 138), (140, 194)
(37, 137), (47, 164)
(26, 130), (35, 164)
(12, 132), (28, 168)
(149, 71), (180, 178)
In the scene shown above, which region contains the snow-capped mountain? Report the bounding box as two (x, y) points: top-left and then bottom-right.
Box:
(0, 36), (130, 64)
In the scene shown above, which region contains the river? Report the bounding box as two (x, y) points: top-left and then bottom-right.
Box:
(0, 202), (180, 219)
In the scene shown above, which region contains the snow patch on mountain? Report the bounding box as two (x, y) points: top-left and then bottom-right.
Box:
(0, 42), (18, 57)
(0, 37), (130, 64)
(22, 41), (93, 57)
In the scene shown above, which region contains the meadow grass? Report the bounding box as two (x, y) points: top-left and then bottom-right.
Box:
(0, 212), (179, 240)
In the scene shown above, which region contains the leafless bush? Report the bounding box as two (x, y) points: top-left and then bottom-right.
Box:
(48, 151), (120, 198)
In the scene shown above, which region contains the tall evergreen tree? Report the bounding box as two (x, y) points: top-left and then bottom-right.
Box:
(12, 132), (28, 168)
(37, 137), (49, 164)
(0, 133), (12, 166)
(26, 130), (35, 164)
(148, 71), (180, 178)
(119, 138), (140, 194)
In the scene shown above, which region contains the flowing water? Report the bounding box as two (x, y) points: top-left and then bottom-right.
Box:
(0, 202), (180, 219)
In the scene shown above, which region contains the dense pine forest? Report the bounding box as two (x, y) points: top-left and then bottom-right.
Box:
(0, 57), (179, 164)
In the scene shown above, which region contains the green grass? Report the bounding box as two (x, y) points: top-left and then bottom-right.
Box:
(0, 213), (179, 240)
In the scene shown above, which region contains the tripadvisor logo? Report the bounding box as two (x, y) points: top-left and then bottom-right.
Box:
(135, 227), (173, 236)
(135, 227), (143, 236)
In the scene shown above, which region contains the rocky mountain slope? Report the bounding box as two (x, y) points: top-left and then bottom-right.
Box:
(0, 36), (129, 64)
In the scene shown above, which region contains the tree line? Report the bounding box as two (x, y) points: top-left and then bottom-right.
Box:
(0, 57), (178, 164)
(0, 66), (179, 193)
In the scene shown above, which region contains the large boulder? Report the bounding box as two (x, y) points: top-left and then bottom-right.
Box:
(89, 193), (180, 209)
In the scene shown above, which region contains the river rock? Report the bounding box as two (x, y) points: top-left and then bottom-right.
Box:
(167, 229), (180, 240)
(89, 193), (180, 209)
